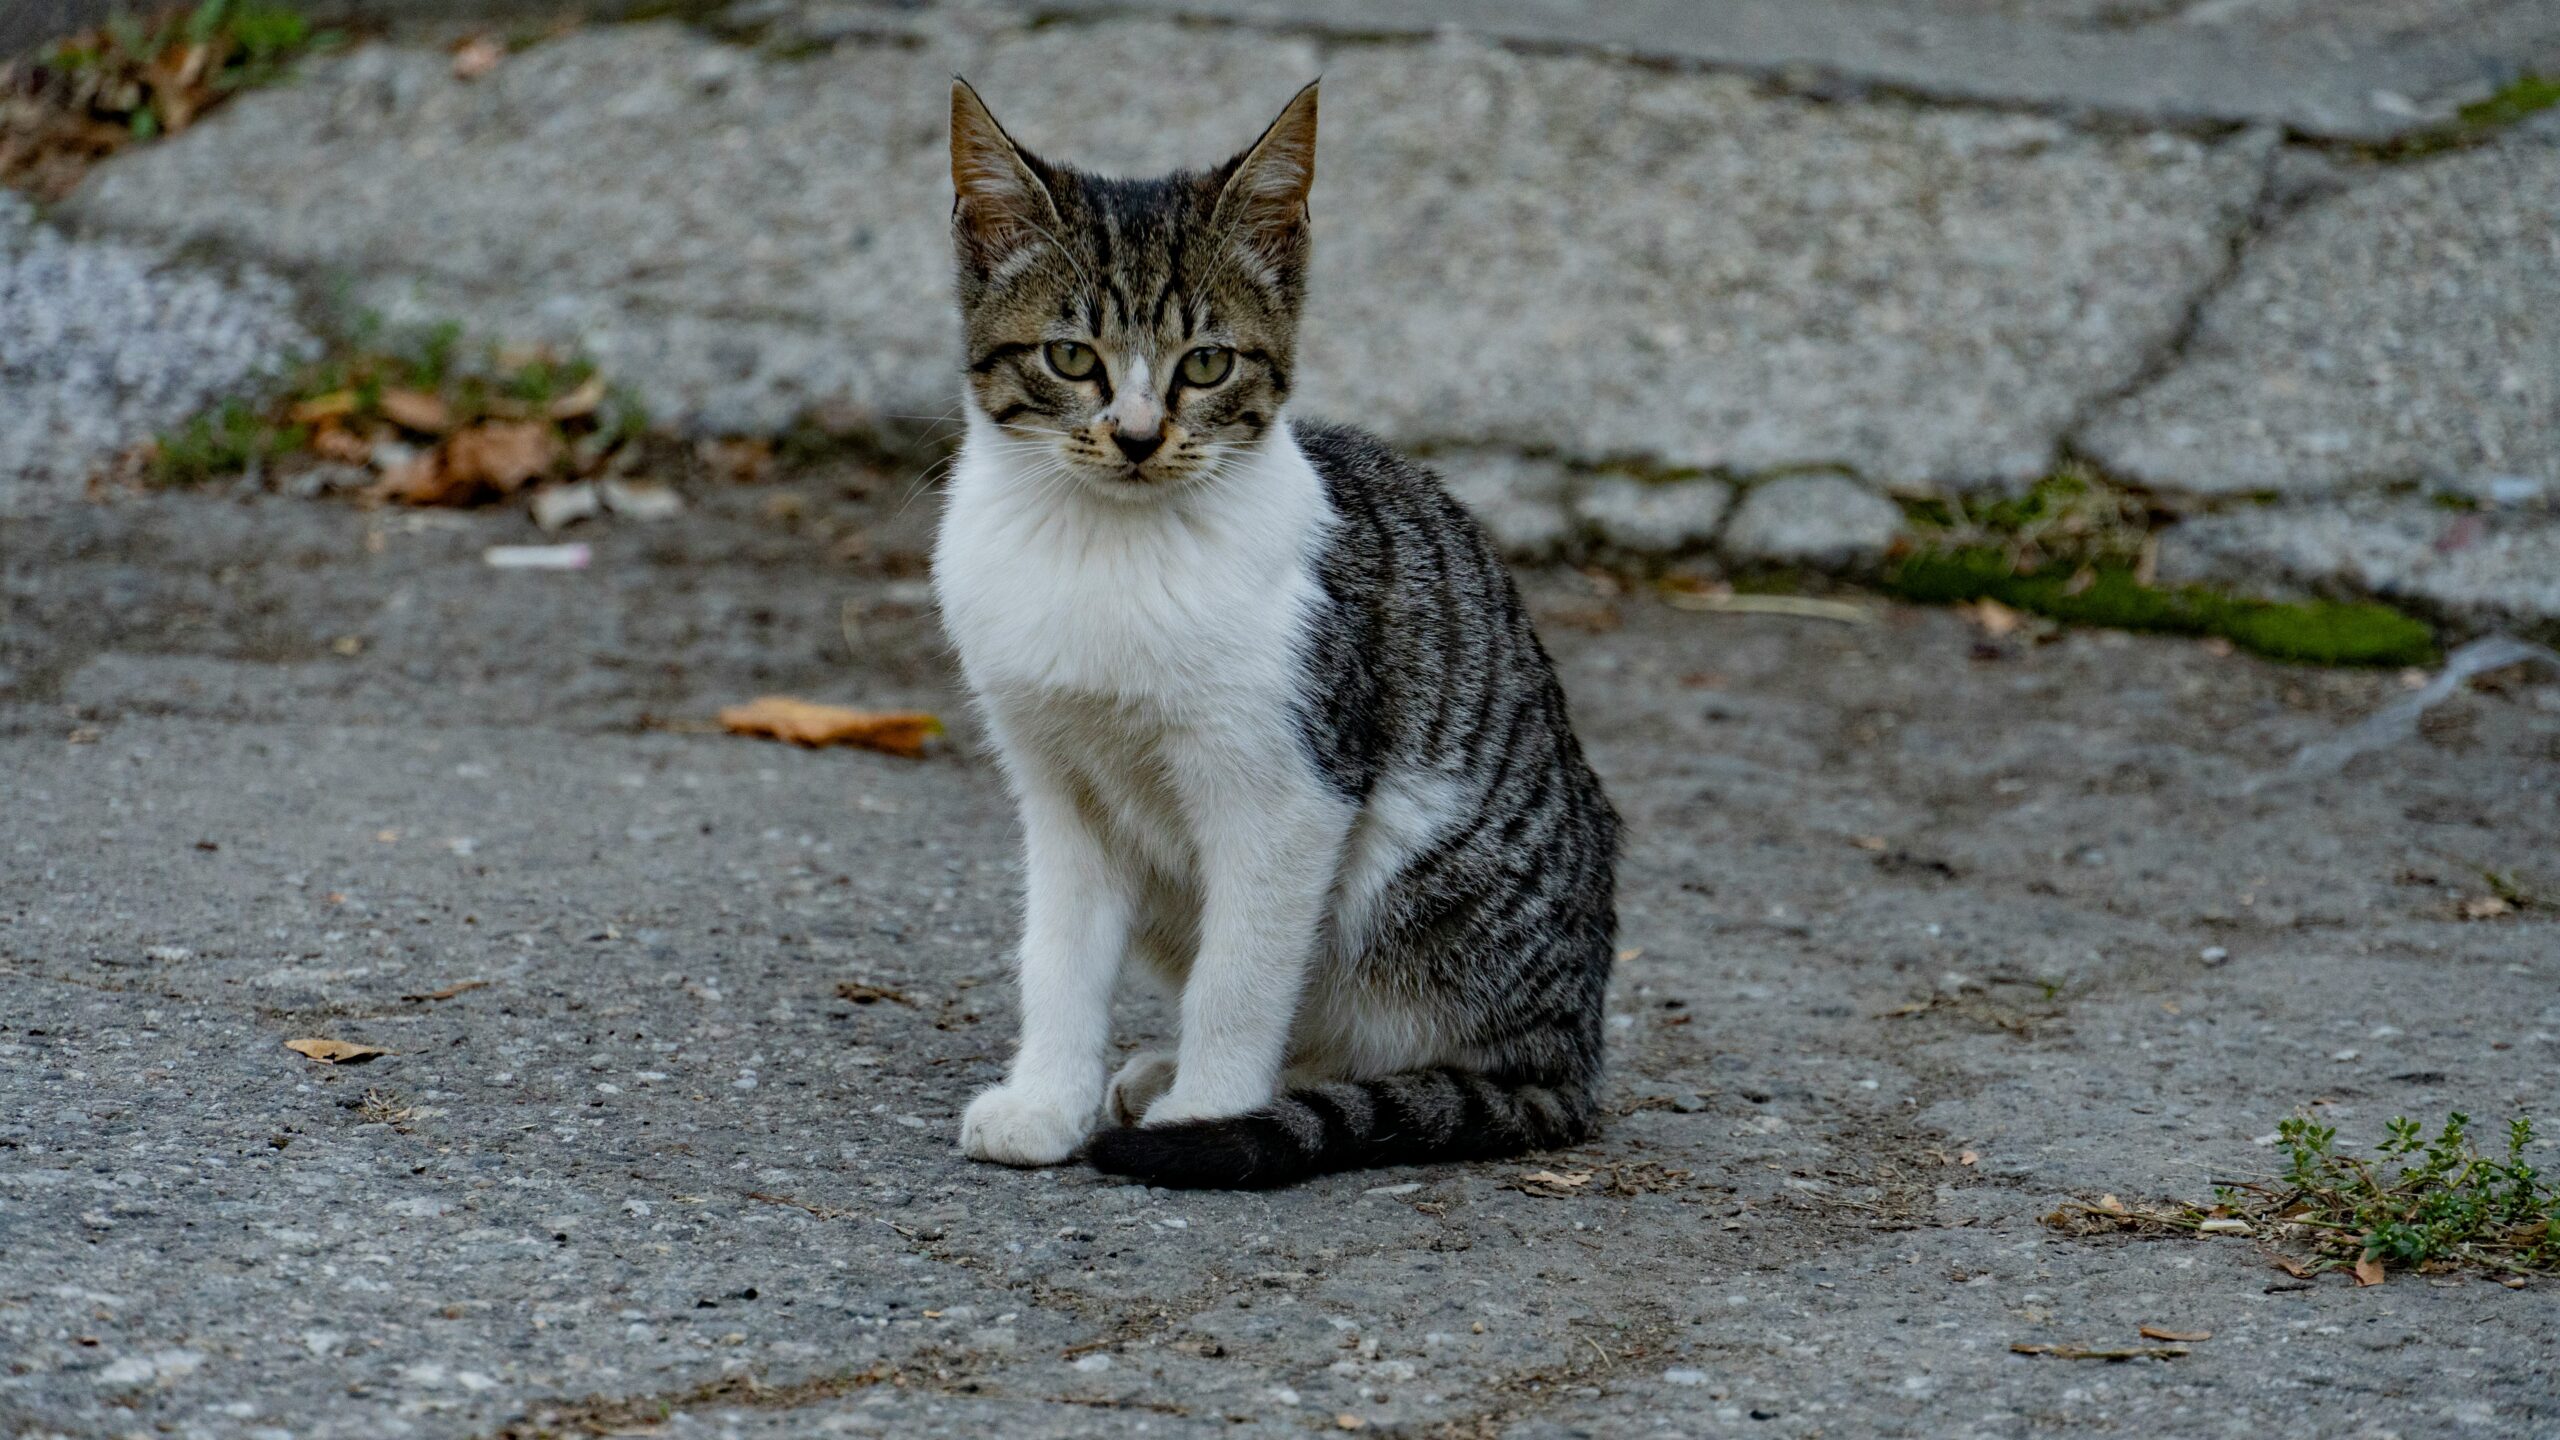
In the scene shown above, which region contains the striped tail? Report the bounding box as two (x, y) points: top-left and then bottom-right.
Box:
(1083, 1067), (1595, 1190)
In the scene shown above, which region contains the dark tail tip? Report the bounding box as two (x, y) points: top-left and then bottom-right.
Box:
(1086, 1115), (1310, 1190)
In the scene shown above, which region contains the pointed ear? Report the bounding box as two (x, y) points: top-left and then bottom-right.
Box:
(1213, 80), (1318, 256)
(950, 78), (1060, 263)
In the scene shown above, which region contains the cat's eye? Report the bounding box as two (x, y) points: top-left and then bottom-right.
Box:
(1179, 347), (1234, 387)
(1044, 340), (1099, 380)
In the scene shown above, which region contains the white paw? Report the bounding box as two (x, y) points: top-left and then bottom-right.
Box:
(959, 1084), (1092, 1166)
(1106, 1051), (1179, 1127)
(1139, 1087), (1263, 1129)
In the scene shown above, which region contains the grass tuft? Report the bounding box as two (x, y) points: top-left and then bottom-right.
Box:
(2048, 1111), (2560, 1280)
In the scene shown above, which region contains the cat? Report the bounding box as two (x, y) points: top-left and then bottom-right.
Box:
(933, 77), (1620, 1189)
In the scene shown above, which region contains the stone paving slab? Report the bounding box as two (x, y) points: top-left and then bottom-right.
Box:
(2081, 134), (2560, 502)
(4, 482), (2558, 1438)
(1031, 0), (2560, 140)
(2161, 499), (2560, 638)
(61, 16), (2266, 491)
(0, 195), (312, 516)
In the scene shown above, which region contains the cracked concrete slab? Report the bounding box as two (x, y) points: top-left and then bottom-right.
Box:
(1029, 0), (2560, 140)
(62, 16), (2265, 489)
(4, 479), (2556, 1438)
(2160, 498), (2560, 637)
(2081, 134), (2560, 501)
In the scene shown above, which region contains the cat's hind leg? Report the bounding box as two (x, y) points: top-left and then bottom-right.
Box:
(1106, 1050), (1179, 1126)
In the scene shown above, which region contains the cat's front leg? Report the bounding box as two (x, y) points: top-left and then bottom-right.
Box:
(961, 753), (1133, 1166)
(1145, 735), (1353, 1126)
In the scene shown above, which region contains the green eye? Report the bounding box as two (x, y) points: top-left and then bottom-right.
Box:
(1179, 347), (1234, 387)
(1044, 340), (1099, 380)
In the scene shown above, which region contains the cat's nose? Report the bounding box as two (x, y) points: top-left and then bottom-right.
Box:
(1111, 428), (1164, 466)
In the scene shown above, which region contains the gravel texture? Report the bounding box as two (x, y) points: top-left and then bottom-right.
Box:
(3, 478), (2556, 1437)
(62, 17), (2266, 489)
(0, 194), (312, 514)
(2081, 134), (2560, 499)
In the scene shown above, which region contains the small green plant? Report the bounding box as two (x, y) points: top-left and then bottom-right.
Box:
(149, 398), (303, 486)
(2455, 73), (2560, 132)
(2050, 1111), (2560, 1280)
(1886, 546), (2437, 667)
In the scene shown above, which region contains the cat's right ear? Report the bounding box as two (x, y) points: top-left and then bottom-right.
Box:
(950, 79), (1060, 268)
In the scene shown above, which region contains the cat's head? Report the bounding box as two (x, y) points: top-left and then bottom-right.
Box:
(948, 78), (1317, 498)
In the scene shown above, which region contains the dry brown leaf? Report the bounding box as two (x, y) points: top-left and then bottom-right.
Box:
(718, 697), (944, 759)
(2011, 1342), (2189, 1362)
(378, 388), (453, 434)
(371, 450), (462, 505)
(310, 425), (374, 464)
(1505, 1168), (1594, 1198)
(834, 980), (917, 1008)
(547, 376), (607, 422)
(2138, 1325), (2212, 1343)
(1958, 1149), (1980, 1167)
(2353, 1255), (2386, 1287)
(2461, 895), (2512, 920)
(401, 979), (489, 1003)
(290, 390), (359, 424)
(2274, 1255), (2319, 1279)
(285, 1037), (388, 1065)
(1959, 597), (2024, 639)
(451, 36), (505, 80)
(444, 421), (561, 495)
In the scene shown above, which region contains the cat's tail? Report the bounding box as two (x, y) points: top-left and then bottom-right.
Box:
(1083, 1067), (1595, 1190)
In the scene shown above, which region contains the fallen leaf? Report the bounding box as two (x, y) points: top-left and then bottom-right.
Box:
(2011, 1342), (2188, 1362)
(443, 421), (561, 496)
(834, 981), (917, 1008)
(289, 390), (358, 424)
(1958, 1149), (1980, 1167)
(285, 1037), (388, 1065)
(2197, 1217), (2254, 1235)
(2461, 895), (2512, 920)
(547, 376), (607, 421)
(718, 697), (944, 759)
(2138, 1325), (2212, 1343)
(2274, 1255), (2318, 1279)
(451, 35), (505, 79)
(2353, 1255), (2386, 1287)
(310, 424), (374, 464)
(1504, 1169), (1594, 1199)
(401, 980), (489, 1003)
(378, 389), (452, 434)
(1960, 597), (2025, 639)
(1849, 834), (1888, 851)
(1335, 1417), (1367, 1432)
(2095, 1194), (2128, 1214)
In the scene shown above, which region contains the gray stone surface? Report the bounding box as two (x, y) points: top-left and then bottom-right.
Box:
(1720, 474), (1908, 568)
(2082, 136), (2560, 500)
(63, 17), (2266, 488)
(0, 194), (312, 512)
(4, 480), (2557, 1437)
(2162, 500), (2560, 637)
(1034, 0), (2560, 140)
(1573, 474), (1735, 555)
(1435, 449), (1578, 559)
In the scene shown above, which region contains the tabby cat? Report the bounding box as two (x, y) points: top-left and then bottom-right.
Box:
(934, 78), (1619, 1189)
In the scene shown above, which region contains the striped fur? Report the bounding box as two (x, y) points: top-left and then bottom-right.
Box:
(940, 82), (1619, 1189)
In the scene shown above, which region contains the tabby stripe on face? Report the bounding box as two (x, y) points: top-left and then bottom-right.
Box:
(1239, 346), (1289, 396)
(969, 341), (1038, 374)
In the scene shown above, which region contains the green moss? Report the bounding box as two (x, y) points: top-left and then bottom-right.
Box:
(150, 399), (301, 486)
(1888, 547), (2437, 667)
(2457, 73), (2560, 131)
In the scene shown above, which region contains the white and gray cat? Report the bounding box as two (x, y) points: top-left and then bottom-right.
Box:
(934, 79), (1620, 1188)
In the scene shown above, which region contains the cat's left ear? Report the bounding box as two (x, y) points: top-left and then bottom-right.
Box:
(1213, 80), (1318, 260)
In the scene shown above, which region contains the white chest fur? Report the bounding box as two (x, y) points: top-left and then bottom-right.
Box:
(934, 414), (1332, 717)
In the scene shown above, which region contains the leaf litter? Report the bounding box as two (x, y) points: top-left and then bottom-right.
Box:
(285, 1037), (387, 1065)
(719, 697), (943, 759)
